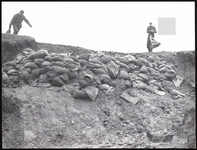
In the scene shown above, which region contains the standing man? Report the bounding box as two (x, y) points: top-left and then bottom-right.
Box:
(147, 22), (157, 39)
(8, 10), (32, 35)
(147, 22), (157, 52)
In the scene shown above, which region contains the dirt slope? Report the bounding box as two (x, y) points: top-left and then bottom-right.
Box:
(2, 34), (196, 148)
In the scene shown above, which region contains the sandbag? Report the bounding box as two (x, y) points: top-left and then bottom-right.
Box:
(17, 56), (28, 64)
(23, 62), (38, 69)
(146, 55), (155, 62)
(99, 64), (109, 74)
(44, 55), (53, 62)
(39, 74), (49, 83)
(40, 66), (52, 74)
(2, 71), (9, 83)
(138, 58), (149, 66)
(117, 57), (129, 64)
(164, 72), (176, 81)
(53, 66), (68, 75)
(22, 48), (35, 53)
(81, 71), (94, 81)
(72, 89), (89, 99)
(19, 71), (29, 83)
(84, 86), (99, 101)
(100, 56), (111, 64)
(41, 61), (52, 67)
(34, 58), (44, 67)
(155, 74), (167, 81)
(70, 62), (81, 72)
(87, 62), (101, 68)
(34, 58), (45, 63)
(125, 55), (138, 64)
(119, 62), (129, 70)
(92, 68), (106, 75)
(140, 65), (148, 73)
(34, 61), (43, 68)
(128, 63), (139, 71)
(99, 84), (110, 90)
(64, 57), (76, 63)
(78, 54), (91, 61)
(3, 61), (17, 67)
(132, 81), (147, 90)
(152, 62), (158, 69)
(138, 73), (149, 82)
(118, 70), (130, 80)
(59, 73), (69, 84)
(52, 61), (65, 67)
(134, 59), (143, 67)
(20, 67), (32, 74)
(46, 70), (58, 82)
(68, 71), (79, 80)
(99, 74), (111, 82)
(31, 68), (41, 78)
(15, 54), (26, 63)
(152, 41), (161, 49)
(65, 62), (77, 69)
(125, 80), (132, 88)
(28, 51), (47, 59)
(52, 56), (64, 62)
(78, 59), (88, 67)
(37, 49), (49, 55)
(108, 67), (119, 79)
(22, 59), (34, 66)
(79, 79), (90, 89)
(51, 76), (65, 87)
(159, 67), (168, 73)
(16, 64), (24, 69)
(69, 56), (78, 62)
(89, 58), (102, 65)
(58, 53), (69, 58)
(7, 69), (19, 75)
(167, 69), (176, 74)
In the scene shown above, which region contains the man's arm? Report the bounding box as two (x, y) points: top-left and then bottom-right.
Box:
(147, 26), (151, 33)
(23, 16), (32, 27)
(153, 26), (157, 33)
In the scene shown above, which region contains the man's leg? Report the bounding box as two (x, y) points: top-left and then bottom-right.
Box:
(13, 24), (19, 34)
(13, 24), (21, 35)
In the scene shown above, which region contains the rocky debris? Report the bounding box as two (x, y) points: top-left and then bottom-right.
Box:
(2, 91), (24, 148)
(179, 101), (196, 148)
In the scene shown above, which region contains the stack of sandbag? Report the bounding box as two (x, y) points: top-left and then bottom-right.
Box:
(2, 48), (181, 100)
(2, 48), (78, 87)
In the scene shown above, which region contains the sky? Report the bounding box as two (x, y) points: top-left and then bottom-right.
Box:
(1, 2), (195, 53)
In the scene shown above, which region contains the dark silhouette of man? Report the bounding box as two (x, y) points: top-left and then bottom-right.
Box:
(147, 22), (157, 39)
(9, 10), (32, 34)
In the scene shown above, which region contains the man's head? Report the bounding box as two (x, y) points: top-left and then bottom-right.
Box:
(20, 10), (24, 15)
(149, 22), (152, 26)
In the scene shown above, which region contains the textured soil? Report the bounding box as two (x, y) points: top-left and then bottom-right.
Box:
(2, 33), (196, 148)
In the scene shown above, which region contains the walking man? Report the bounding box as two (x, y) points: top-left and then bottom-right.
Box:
(8, 10), (32, 35)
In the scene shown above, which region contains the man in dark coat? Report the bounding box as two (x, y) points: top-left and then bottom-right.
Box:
(147, 22), (157, 39)
(9, 10), (32, 34)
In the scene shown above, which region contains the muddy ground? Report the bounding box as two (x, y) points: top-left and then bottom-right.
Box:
(2, 34), (196, 148)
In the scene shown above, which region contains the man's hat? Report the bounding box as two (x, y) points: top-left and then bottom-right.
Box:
(20, 10), (24, 13)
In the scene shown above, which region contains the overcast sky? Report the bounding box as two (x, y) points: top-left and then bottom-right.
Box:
(2, 2), (195, 53)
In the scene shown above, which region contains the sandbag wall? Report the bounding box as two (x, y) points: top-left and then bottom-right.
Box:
(2, 48), (181, 100)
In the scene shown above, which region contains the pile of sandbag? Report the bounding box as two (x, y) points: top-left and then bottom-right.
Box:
(2, 48), (184, 100)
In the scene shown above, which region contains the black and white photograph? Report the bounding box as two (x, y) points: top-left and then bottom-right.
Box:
(2, 1), (195, 148)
